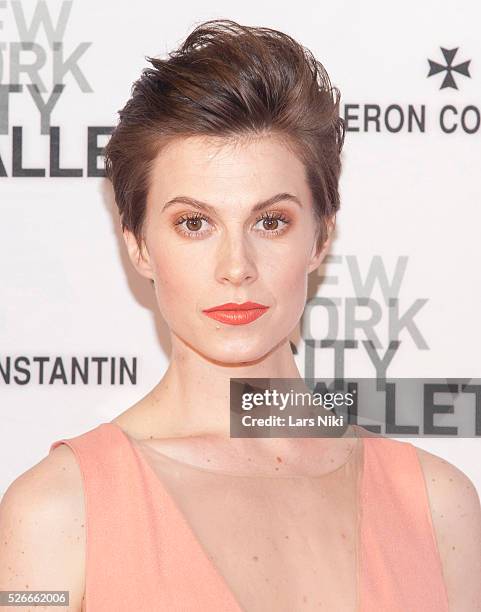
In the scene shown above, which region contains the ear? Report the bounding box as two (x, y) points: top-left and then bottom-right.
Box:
(307, 215), (336, 275)
(122, 228), (154, 280)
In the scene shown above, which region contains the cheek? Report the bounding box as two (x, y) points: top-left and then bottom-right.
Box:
(149, 248), (185, 308)
(268, 256), (309, 309)
(149, 245), (207, 317)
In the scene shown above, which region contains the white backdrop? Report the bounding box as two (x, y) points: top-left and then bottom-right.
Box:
(1, 0), (480, 496)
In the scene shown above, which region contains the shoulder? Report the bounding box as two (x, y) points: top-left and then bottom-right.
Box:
(414, 444), (481, 524)
(0, 443), (86, 610)
(414, 444), (481, 610)
(0, 443), (86, 523)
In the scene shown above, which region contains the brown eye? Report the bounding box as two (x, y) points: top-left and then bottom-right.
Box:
(174, 212), (212, 239)
(262, 217), (279, 231)
(254, 211), (290, 237)
(186, 217), (203, 232)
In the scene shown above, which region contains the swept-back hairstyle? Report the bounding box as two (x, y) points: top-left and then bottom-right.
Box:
(104, 18), (345, 252)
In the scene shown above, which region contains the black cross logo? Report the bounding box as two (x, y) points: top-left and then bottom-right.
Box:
(427, 47), (471, 90)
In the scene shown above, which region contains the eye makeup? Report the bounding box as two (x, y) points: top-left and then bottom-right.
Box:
(173, 210), (292, 240)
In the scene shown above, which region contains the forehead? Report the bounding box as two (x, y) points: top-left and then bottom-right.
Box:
(146, 134), (311, 209)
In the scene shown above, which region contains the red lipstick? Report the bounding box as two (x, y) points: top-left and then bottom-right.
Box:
(202, 301), (269, 325)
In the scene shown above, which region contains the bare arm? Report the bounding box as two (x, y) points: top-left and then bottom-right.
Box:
(0, 445), (86, 611)
(417, 447), (481, 611)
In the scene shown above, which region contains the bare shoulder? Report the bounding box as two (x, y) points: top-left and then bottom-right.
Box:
(414, 445), (481, 611)
(0, 444), (86, 611)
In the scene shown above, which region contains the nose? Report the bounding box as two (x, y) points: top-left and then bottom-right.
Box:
(215, 231), (258, 286)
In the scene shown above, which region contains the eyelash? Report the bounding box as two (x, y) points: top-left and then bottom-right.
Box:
(173, 210), (291, 240)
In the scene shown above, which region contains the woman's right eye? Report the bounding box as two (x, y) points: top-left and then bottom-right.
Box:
(174, 212), (213, 239)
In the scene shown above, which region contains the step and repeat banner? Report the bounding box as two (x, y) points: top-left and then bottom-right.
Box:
(1, 0), (480, 495)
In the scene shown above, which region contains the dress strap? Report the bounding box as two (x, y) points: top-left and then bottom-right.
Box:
(49, 422), (242, 612)
(50, 423), (165, 611)
(359, 436), (449, 611)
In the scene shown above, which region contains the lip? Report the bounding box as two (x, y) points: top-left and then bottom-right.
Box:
(202, 301), (270, 326)
(203, 301), (269, 313)
(203, 308), (269, 326)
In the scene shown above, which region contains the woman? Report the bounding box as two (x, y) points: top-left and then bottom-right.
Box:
(1, 19), (480, 612)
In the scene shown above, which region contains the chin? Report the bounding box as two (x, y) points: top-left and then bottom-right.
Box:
(208, 352), (267, 366)
(205, 336), (285, 365)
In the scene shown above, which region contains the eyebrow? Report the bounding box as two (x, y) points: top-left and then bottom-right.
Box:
(161, 192), (302, 215)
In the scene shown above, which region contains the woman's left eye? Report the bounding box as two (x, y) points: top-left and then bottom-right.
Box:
(253, 211), (290, 236)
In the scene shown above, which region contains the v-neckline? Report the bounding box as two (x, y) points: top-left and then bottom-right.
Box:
(105, 421), (244, 611)
(105, 421), (366, 612)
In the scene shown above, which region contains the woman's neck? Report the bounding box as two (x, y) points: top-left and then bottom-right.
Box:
(112, 336), (357, 472)
(123, 336), (306, 440)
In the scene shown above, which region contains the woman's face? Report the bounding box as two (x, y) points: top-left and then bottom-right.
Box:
(124, 134), (332, 364)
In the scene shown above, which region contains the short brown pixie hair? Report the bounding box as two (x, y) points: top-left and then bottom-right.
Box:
(104, 18), (345, 253)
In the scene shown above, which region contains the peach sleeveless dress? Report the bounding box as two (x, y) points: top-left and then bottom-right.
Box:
(49, 422), (449, 611)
